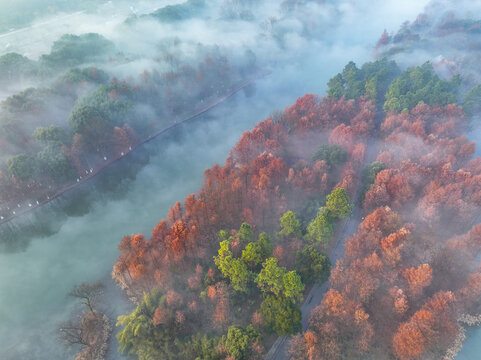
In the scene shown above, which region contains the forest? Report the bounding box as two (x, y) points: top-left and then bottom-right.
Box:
(107, 54), (481, 359)
(287, 60), (481, 359)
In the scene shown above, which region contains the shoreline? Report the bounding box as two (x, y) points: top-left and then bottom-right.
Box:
(0, 72), (267, 227)
(444, 314), (481, 360)
(74, 312), (112, 360)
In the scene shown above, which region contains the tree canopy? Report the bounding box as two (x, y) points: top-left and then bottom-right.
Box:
(296, 245), (331, 285)
(68, 281), (105, 314)
(142, 0), (206, 23)
(383, 62), (460, 113)
(0, 52), (37, 82)
(326, 187), (352, 219)
(37, 143), (76, 183)
(214, 240), (253, 292)
(359, 161), (385, 203)
(327, 58), (400, 105)
(117, 289), (166, 359)
(260, 295), (302, 336)
(6, 154), (36, 181)
(34, 125), (67, 145)
(223, 325), (260, 360)
(256, 257), (304, 300)
(40, 33), (115, 69)
(278, 211), (302, 238)
(463, 84), (481, 118)
(311, 144), (347, 166)
(305, 207), (333, 247)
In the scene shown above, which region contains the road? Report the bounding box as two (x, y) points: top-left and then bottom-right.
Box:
(264, 139), (379, 360)
(0, 1), (165, 58)
(0, 73), (265, 226)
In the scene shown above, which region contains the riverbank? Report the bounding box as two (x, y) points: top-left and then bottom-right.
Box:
(74, 312), (111, 360)
(444, 314), (481, 360)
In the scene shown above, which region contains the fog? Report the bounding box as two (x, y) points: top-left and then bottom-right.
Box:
(6, 0), (473, 359)
(374, 0), (481, 164)
(375, 0), (481, 82)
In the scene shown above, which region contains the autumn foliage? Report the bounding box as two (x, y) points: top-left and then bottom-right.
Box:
(113, 95), (375, 299)
(291, 99), (481, 359)
(112, 93), (376, 359)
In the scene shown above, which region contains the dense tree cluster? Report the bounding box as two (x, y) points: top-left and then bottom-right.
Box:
(40, 33), (116, 69)
(462, 84), (481, 118)
(0, 53), (37, 83)
(383, 62), (460, 113)
(358, 161), (385, 203)
(115, 219), (320, 359)
(376, 11), (481, 49)
(327, 58), (400, 105)
(311, 144), (347, 166)
(290, 60), (481, 360)
(111, 81), (380, 358)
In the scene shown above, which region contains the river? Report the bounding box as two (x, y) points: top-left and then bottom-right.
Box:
(457, 327), (481, 360)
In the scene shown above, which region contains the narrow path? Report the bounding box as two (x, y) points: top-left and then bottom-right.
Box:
(0, 73), (267, 226)
(264, 192), (363, 360)
(265, 138), (379, 360)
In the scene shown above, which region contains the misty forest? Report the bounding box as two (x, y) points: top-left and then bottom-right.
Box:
(2, 1), (481, 360)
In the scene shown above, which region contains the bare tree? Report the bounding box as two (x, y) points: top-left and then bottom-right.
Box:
(58, 281), (106, 349)
(58, 317), (89, 347)
(69, 281), (105, 314)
